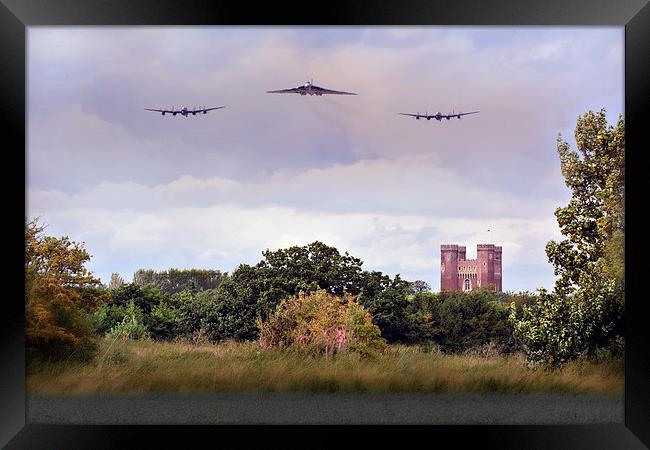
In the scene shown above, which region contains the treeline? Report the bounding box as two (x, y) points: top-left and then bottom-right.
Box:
(91, 241), (537, 353)
(131, 268), (227, 294)
(26, 224), (535, 362)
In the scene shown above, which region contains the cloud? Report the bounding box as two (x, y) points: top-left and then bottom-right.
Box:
(28, 154), (563, 219)
(26, 27), (622, 292)
(28, 157), (566, 291)
(28, 197), (563, 292)
(28, 27), (623, 193)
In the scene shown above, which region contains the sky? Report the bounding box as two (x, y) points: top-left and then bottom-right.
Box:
(26, 26), (624, 292)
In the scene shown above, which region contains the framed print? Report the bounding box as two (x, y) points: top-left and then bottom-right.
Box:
(2, 0), (649, 448)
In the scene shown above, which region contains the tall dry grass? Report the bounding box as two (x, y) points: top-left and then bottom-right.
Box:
(26, 337), (624, 396)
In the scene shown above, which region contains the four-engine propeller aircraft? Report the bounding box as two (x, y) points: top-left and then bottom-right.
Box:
(266, 79), (357, 96)
(144, 106), (226, 117)
(399, 110), (480, 121)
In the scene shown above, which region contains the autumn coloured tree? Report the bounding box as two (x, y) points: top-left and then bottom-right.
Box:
(258, 290), (387, 358)
(25, 218), (105, 360)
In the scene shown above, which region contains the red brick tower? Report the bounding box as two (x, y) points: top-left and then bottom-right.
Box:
(477, 244), (495, 290)
(440, 243), (502, 292)
(440, 244), (460, 291)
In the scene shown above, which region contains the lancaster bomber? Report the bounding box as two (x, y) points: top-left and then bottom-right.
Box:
(266, 79), (357, 96)
(399, 110), (480, 121)
(144, 106), (226, 117)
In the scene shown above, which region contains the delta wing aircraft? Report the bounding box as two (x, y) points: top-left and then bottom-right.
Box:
(267, 79), (357, 96)
(144, 106), (226, 117)
(399, 110), (480, 121)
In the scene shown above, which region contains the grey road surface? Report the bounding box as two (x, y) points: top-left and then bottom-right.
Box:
(27, 392), (623, 425)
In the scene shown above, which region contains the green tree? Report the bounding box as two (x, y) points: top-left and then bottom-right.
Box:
(108, 273), (125, 290)
(357, 272), (427, 344)
(431, 289), (515, 353)
(94, 283), (170, 338)
(546, 109), (624, 297)
(209, 242), (423, 343)
(512, 109), (625, 365)
(107, 300), (148, 340)
(406, 280), (431, 295)
(133, 268), (226, 295)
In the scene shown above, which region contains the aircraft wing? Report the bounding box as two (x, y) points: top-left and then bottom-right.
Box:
(455, 110), (480, 117)
(399, 113), (421, 118)
(145, 108), (175, 113)
(193, 106), (226, 113)
(311, 85), (357, 95)
(266, 86), (305, 94)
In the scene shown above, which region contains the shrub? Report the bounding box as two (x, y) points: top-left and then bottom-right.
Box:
(107, 301), (148, 340)
(258, 290), (387, 358)
(92, 303), (128, 335)
(510, 277), (623, 367)
(148, 299), (181, 340)
(430, 289), (516, 353)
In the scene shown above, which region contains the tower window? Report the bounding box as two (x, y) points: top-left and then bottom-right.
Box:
(464, 279), (470, 291)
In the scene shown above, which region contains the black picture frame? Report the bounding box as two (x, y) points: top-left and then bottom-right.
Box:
(2, 0), (648, 448)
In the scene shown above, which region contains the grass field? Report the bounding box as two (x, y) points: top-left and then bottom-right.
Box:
(26, 337), (624, 396)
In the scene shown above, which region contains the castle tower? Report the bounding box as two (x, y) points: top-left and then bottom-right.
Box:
(440, 244), (459, 291)
(477, 244), (495, 290)
(440, 244), (502, 292)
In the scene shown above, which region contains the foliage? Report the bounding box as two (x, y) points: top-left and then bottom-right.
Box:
(406, 280), (431, 295)
(428, 288), (517, 353)
(512, 109), (625, 366)
(133, 268), (226, 295)
(92, 303), (128, 335)
(108, 273), (125, 290)
(357, 271), (429, 344)
(545, 109), (624, 297)
(258, 290), (387, 358)
(209, 242), (426, 343)
(148, 298), (182, 341)
(257, 241), (366, 296)
(109, 283), (165, 314)
(25, 218), (103, 361)
(107, 301), (148, 340)
(511, 276), (624, 366)
(94, 282), (184, 340)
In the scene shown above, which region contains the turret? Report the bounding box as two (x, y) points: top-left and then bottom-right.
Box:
(440, 245), (460, 291)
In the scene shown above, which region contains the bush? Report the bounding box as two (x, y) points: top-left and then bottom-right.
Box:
(107, 301), (148, 340)
(510, 277), (623, 367)
(148, 299), (181, 340)
(258, 290), (387, 358)
(429, 288), (516, 354)
(92, 303), (129, 335)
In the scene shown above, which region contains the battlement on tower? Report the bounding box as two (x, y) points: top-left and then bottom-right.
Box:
(440, 244), (459, 251)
